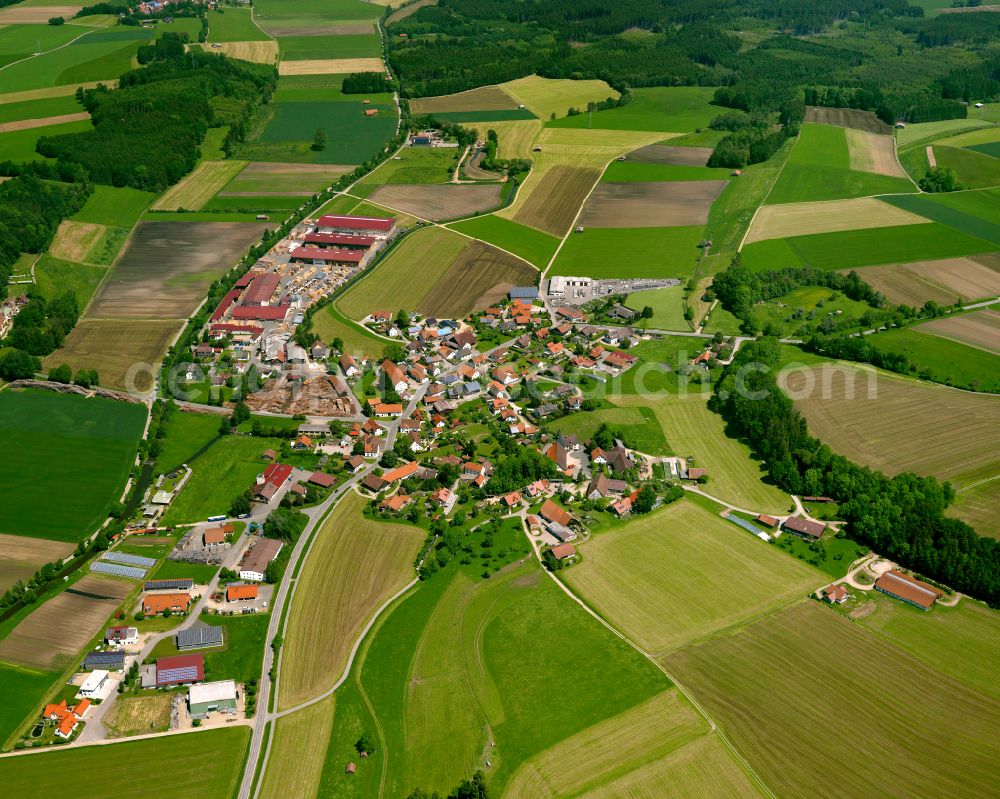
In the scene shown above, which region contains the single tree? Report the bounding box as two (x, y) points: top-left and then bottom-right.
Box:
(312, 127), (328, 151)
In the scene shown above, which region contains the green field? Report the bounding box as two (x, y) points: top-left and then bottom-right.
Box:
(750, 285), (873, 338)
(254, 0), (381, 21)
(271, 74), (391, 104)
(162, 434), (285, 524)
(278, 33), (379, 60)
(202, 195), (305, 212)
(866, 326), (1000, 393)
(548, 87), (717, 133)
(148, 558), (219, 586)
(0, 726), (250, 795)
(311, 302), (388, 359)
(549, 403), (670, 455)
(602, 160), (732, 182)
(0, 25), (85, 69)
(427, 108), (537, 123)
(0, 664), (57, 748)
(626, 284), (688, 329)
(0, 118), (91, 161)
(550, 226), (704, 279)
(0, 94), (81, 124)
(148, 612), (268, 684)
(739, 222), (996, 272)
(0, 390), (146, 542)
(71, 185), (157, 228)
(206, 8), (270, 42)
(881, 188), (1000, 247)
(33, 255), (106, 310)
(357, 146), (455, 186)
(565, 500), (818, 655)
(154, 411), (222, 475)
(448, 214), (559, 268)
(932, 145), (1000, 190)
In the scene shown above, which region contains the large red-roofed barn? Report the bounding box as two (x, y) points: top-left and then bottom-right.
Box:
(304, 232), (376, 250)
(243, 273), (280, 306)
(289, 247), (366, 266)
(316, 214), (396, 237)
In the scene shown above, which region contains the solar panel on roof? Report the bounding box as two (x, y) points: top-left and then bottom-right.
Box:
(84, 651), (125, 668)
(158, 665), (200, 684)
(90, 561), (147, 579)
(102, 551), (156, 568)
(143, 579), (194, 591)
(725, 515), (766, 537)
(177, 625), (223, 650)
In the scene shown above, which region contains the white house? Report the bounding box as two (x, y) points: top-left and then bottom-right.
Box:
(79, 670), (110, 699)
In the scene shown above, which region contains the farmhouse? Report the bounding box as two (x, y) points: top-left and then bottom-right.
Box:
(380, 359), (409, 392)
(142, 592), (191, 616)
(782, 516), (826, 540)
(189, 680), (238, 718)
(255, 462), (293, 501)
(874, 569), (943, 611)
(540, 499), (576, 541)
(155, 653), (205, 687)
(203, 524), (232, 547)
(239, 538), (283, 581)
(549, 543), (577, 561)
(381, 494), (413, 513)
(823, 584), (849, 604)
(586, 473), (628, 499)
(383, 460), (420, 484)
(362, 474), (388, 493)
(105, 625), (138, 645)
(44, 698), (90, 739)
(308, 471), (336, 488)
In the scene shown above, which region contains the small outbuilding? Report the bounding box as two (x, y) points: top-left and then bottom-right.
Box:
(188, 680), (238, 718)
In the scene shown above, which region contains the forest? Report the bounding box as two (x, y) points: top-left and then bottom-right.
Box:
(710, 339), (1000, 606)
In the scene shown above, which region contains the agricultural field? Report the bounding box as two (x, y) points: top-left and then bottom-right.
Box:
(409, 85), (522, 115)
(601, 160), (732, 182)
(579, 179), (727, 227)
(448, 214), (559, 268)
(278, 33), (380, 61)
(358, 146), (456, 187)
(744, 196), (928, 244)
(47, 220), (104, 262)
(845, 128), (908, 177)
(278, 492), (424, 710)
(917, 309), (1000, 355)
(881, 191), (1000, 247)
(868, 326), (1000, 393)
(501, 76), (617, 121)
(153, 411), (222, 475)
(45, 319), (181, 392)
(931, 145), (1000, 189)
(852, 254), (1000, 308)
(218, 161), (349, 196)
(0, 534), (73, 594)
(0, 110), (89, 133)
(152, 161), (250, 211)
(34, 255), (106, 310)
(948, 475), (1000, 540)
(548, 404), (669, 455)
(766, 123), (914, 205)
(84, 221), (266, 319)
(804, 106), (892, 134)
(564, 501), (817, 655)
(511, 164), (601, 236)
(626, 284), (688, 329)
(0, 726), (251, 796)
(0, 664), (58, 748)
(895, 116), (991, 147)
(367, 183), (502, 221)
(550, 226), (704, 280)
(627, 143), (713, 166)
(258, 697), (335, 799)
(0, 573), (132, 670)
(104, 693), (172, 738)
(198, 39), (279, 64)
(548, 86), (717, 133)
(0, 117), (90, 161)
(277, 57), (383, 75)
(310, 303), (387, 360)
(71, 185), (156, 228)
(664, 602), (1000, 799)
(463, 119), (542, 159)
(205, 7), (270, 41)
(0, 389), (145, 542)
(0, 93), (82, 125)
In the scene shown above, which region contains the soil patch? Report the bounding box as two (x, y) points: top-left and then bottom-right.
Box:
(513, 164), (601, 236)
(804, 106), (891, 135)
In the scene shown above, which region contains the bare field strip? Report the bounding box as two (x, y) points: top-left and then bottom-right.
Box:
(422, 240), (536, 317)
(782, 365), (1000, 487)
(463, 119), (541, 159)
(0, 574), (131, 670)
(152, 160), (248, 211)
(44, 319), (181, 392)
(48, 220), (104, 262)
(369, 183), (502, 221)
(0, 111), (89, 133)
(278, 57), (383, 76)
(409, 85), (518, 114)
(580, 180), (726, 228)
(512, 165), (600, 236)
(845, 128), (907, 178)
(564, 501), (818, 656)
(386, 0), (437, 25)
(0, 82), (117, 105)
(917, 309), (1000, 355)
(504, 690), (708, 799)
(842, 254), (1000, 305)
(278, 493), (424, 710)
(258, 697), (335, 799)
(87, 222), (266, 319)
(665, 602), (1000, 799)
(0, 4), (81, 23)
(196, 41), (278, 64)
(804, 106), (891, 134)
(745, 197), (927, 244)
(628, 144), (712, 166)
(0, 534), (73, 593)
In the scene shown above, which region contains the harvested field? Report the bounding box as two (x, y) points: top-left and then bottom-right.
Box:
(424, 240), (536, 316)
(48, 220), (104, 262)
(564, 501), (818, 656)
(782, 365), (999, 488)
(628, 143), (712, 166)
(45, 319), (181, 392)
(221, 161), (350, 196)
(278, 57), (383, 75)
(368, 183), (502, 221)
(512, 164), (600, 235)
(409, 84), (518, 114)
(501, 76), (617, 122)
(196, 40), (278, 64)
(258, 698), (335, 799)
(845, 128), (907, 177)
(804, 106), (891, 134)
(86, 222), (266, 319)
(0, 574), (132, 670)
(278, 493), (424, 709)
(665, 602), (1000, 799)
(463, 120), (540, 159)
(152, 160), (248, 211)
(0, 111), (89, 133)
(950, 476), (1000, 539)
(918, 309), (1000, 355)
(0, 4), (81, 23)
(579, 179), (726, 228)
(386, 0), (436, 25)
(744, 197), (927, 244)
(0, 535), (73, 593)
(105, 693), (172, 737)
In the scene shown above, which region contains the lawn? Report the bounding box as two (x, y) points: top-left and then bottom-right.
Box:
(278, 492), (425, 710)
(33, 255), (106, 310)
(448, 214), (559, 268)
(866, 326), (1000, 393)
(148, 558), (219, 586)
(739, 222), (996, 272)
(548, 403), (670, 455)
(206, 7), (270, 41)
(0, 389), (145, 542)
(148, 612), (268, 684)
(310, 302), (388, 360)
(565, 500), (818, 655)
(601, 160), (733, 182)
(162, 434), (286, 524)
(71, 185), (156, 228)
(548, 86), (717, 133)
(932, 145), (1000, 189)
(665, 602), (1000, 799)
(0, 664), (57, 749)
(154, 410), (222, 475)
(278, 33), (380, 61)
(549, 226), (704, 280)
(357, 146), (456, 187)
(627, 284), (688, 329)
(0, 726), (250, 796)
(0, 118), (91, 161)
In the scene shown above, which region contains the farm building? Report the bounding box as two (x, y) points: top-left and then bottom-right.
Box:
(203, 524), (233, 547)
(142, 592), (191, 616)
(79, 669), (109, 698)
(509, 286), (539, 301)
(289, 246), (366, 267)
(362, 474), (388, 493)
(84, 651), (126, 671)
(304, 232), (375, 250)
(782, 516), (826, 540)
(242, 273), (280, 306)
(177, 624), (224, 650)
(144, 578), (194, 591)
(308, 471), (336, 488)
(239, 538), (283, 581)
(756, 514), (779, 528)
(105, 626), (138, 645)
(189, 680), (238, 718)
(315, 214), (397, 240)
(227, 583), (259, 602)
(549, 543), (577, 561)
(540, 499), (576, 541)
(155, 653), (205, 687)
(586, 473), (628, 499)
(874, 570), (943, 611)
(823, 584), (849, 604)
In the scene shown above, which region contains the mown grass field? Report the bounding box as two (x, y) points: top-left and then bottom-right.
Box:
(206, 7), (270, 41)
(71, 184), (156, 227)
(279, 33), (380, 61)
(601, 160), (732, 182)
(409, 84), (521, 114)
(894, 117), (989, 146)
(0, 390), (145, 542)
(0, 664), (57, 748)
(311, 302), (387, 360)
(565, 500), (818, 655)
(550, 226), (704, 280)
(745, 197), (928, 244)
(152, 160), (249, 211)
(0, 726), (250, 795)
(866, 326), (1000, 392)
(665, 602), (1000, 799)
(932, 144), (1000, 189)
(34, 255), (106, 310)
(464, 119), (542, 159)
(358, 146), (455, 186)
(154, 410), (223, 475)
(919, 309), (1000, 355)
(549, 404), (670, 455)
(278, 492), (425, 710)
(104, 693), (172, 737)
(449, 214), (559, 268)
(0, 117), (90, 161)
(627, 284), (688, 329)
(881, 191), (1000, 247)
(502, 75), (617, 121)
(0, 93), (81, 124)
(548, 86), (717, 133)
(259, 697), (335, 799)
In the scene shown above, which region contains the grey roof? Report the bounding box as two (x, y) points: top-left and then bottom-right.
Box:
(144, 578), (194, 591)
(84, 651), (126, 669)
(91, 561), (146, 579)
(102, 551), (157, 568)
(509, 286), (539, 299)
(176, 624), (224, 650)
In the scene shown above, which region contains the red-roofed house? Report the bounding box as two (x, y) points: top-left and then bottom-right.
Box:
(383, 461), (419, 484)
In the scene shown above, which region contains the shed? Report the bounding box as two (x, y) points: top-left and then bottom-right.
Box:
(176, 624), (224, 651)
(189, 680), (238, 718)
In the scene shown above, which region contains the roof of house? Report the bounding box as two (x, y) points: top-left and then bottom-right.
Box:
(308, 471), (335, 487)
(241, 538), (283, 576)
(824, 584), (848, 601)
(155, 653), (205, 686)
(203, 524), (232, 544)
(874, 570), (943, 609)
(782, 516), (826, 538)
(362, 474), (387, 492)
(383, 461), (419, 483)
(262, 462), (293, 487)
(550, 543), (577, 560)
(227, 583), (259, 601)
(381, 494), (413, 512)
(540, 499), (572, 528)
(143, 592), (191, 613)
(757, 514), (779, 527)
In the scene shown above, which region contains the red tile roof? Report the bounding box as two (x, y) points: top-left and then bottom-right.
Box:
(318, 214), (395, 232)
(383, 461), (419, 483)
(550, 543), (576, 560)
(227, 583), (259, 601)
(290, 246), (365, 263)
(540, 499), (572, 528)
(232, 305), (289, 321)
(304, 232), (376, 248)
(875, 570), (942, 609)
(308, 471), (335, 487)
(243, 273), (280, 305)
(211, 289), (241, 322)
